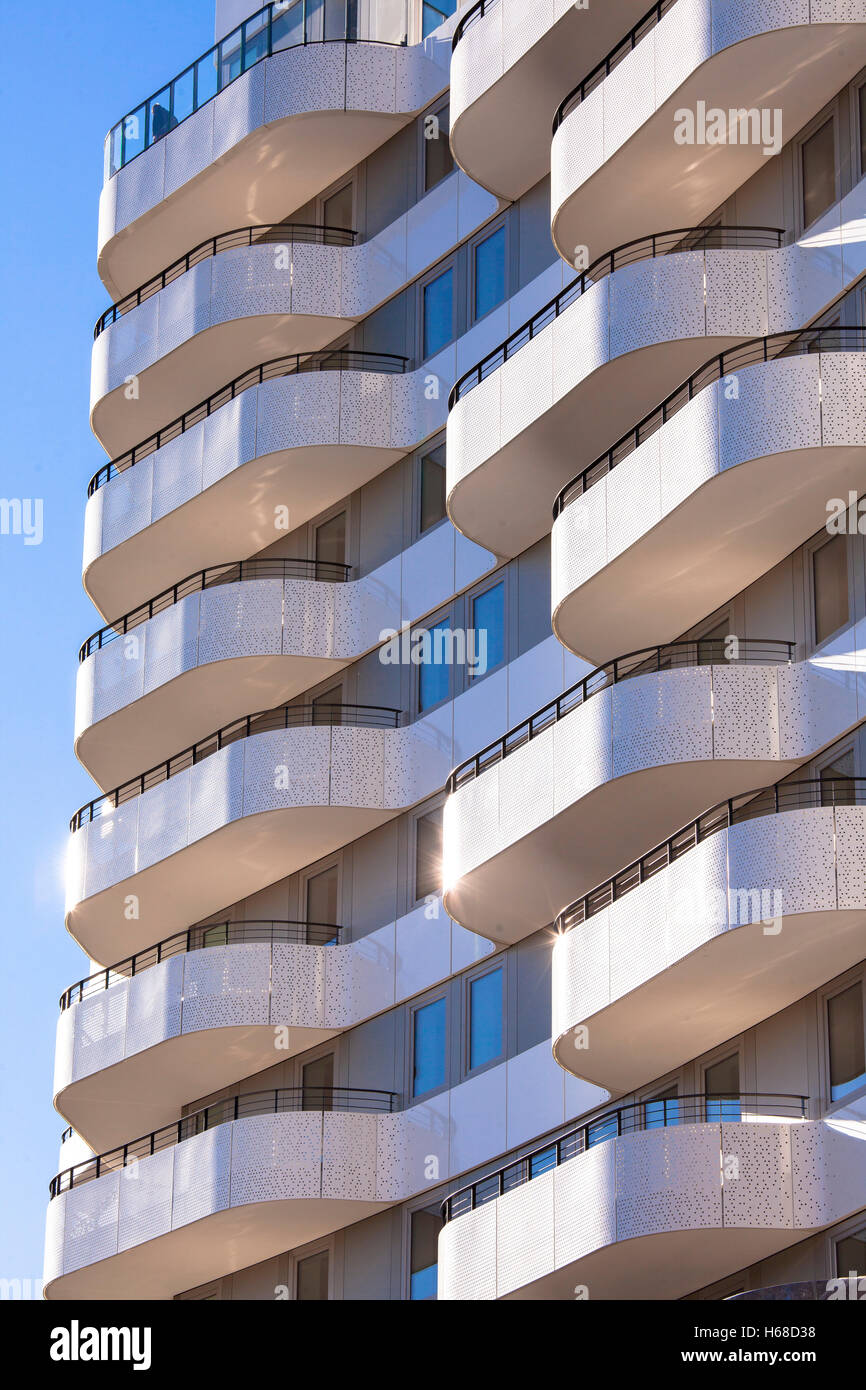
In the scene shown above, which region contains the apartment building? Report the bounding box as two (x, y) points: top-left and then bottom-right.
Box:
(45, 0), (866, 1301)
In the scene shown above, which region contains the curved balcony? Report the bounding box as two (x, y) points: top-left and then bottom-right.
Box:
(728, 1279), (865, 1301)
(66, 703), (451, 965)
(552, 781), (866, 1095)
(445, 216), (866, 557)
(98, 2), (447, 297)
(54, 907), (488, 1152)
(450, 0), (649, 199)
(44, 1086), (439, 1300)
(442, 634), (866, 942)
(551, 331), (866, 664)
(438, 1100), (866, 1300)
(83, 353), (442, 618)
(549, 0), (866, 264)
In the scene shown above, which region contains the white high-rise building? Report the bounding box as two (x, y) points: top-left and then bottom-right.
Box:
(46, 0), (866, 1301)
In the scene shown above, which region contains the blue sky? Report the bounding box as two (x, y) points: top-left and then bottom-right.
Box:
(0, 0), (213, 1290)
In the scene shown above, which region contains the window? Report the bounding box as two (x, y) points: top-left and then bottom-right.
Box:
(302, 1053), (334, 1109)
(424, 103), (453, 192)
(828, 982), (866, 1101)
(704, 1053), (740, 1121)
(422, 0), (456, 37)
(418, 619), (451, 711)
(820, 749), (856, 807)
(296, 1250), (330, 1300)
(644, 1085), (679, 1129)
(474, 226), (506, 321)
(836, 1223), (866, 1277)
(322, 182), (353, 233)
(415, 808), (443, 901)
(812, 535), (849, 645)
(468, 968), (503, 1070)
(312, 683), (342, 724)
(412, 998), (446, 1097)
(471, 581), (505, 677)
(410, 1206), (441, 1299)
(801, 118), (836, 229)
(419, 443), (446, 534)
(315, 510), (346, 571)
(306, 863), (339, 931)
(860, 86), (866, 177)
(423, 267), (454, 360)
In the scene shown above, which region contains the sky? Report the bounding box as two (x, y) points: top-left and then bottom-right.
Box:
(0, 0), (214, 1291)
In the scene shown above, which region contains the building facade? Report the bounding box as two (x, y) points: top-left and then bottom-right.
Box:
(45, 0), (866, 1300)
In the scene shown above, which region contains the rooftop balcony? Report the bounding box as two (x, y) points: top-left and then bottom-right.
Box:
(75, 536), (495, 788)
(438, 1100), (866, 1300)
(552, 781), (866, 1095)
(83, 353), (444, 618)
(446, 193), (866, 557)
(54, 911), (494, 1152)
(98, 1), (448, 297)
(66, 702), (451, 964)
(449, 0), (649, 200)
(443, 632), (866, 942)
(550, 0), (866, 264)
(551, 332), (866, 664)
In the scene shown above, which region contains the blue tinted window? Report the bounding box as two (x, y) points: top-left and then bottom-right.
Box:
(423, 268), (454, 359)
(423, 0), (456, 37)
(469, 968), (503, 1069)
(472, 582), (505, 676)
(413, 999), (446, 1096)
(418, 620), (451, 711)
(474, 226), (506, 320)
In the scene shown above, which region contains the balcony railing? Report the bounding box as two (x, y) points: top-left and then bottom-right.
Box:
(446, 638), (794, 793)
(441, 1092), (809, 1221)
(94, 223), (356, 338)
(70, 701), (404, 831)
(79, 558), (352, 662)
(59, 919), (343, 1011)
(106, 0), (410, 177)
(88, 348), (410, 496)
(50, 1085), (398, 1197)
(556, 778), (866, 934)
(553, 325), (866, 515)
(449, 226), (784, 408)
(452, 0), (498, 48)
(552, 0), (679, 132)
(728, 1279), (865, 1301)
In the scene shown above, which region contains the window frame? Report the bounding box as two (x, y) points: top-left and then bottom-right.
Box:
(412, 798), (445, 906)
(822, 971), (866, 1108)
(469, 218), (509, 327)
(316, 174), (356, 236)
(415, 437), (448, 539)
(805, 528), (852, 652)
(300, 854), (343, 932)
(462, 961), (506, 1079)
(289, 1237), (336, 1301)
(468, 572), (508, 683)
(796, 106), (840, 235)
(418, 96), (454, 196)
(408, 990), (450, 1101)
(414, 606), (454, 716)
(419, 258), (458, 364)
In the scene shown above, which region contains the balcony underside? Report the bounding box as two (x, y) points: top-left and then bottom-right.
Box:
(551, 17), (866, 263)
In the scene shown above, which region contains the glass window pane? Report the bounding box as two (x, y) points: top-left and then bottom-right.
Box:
(645, 1086), (679, 1129)
(472, 581), (505, 675)
(705, 1053), (740, 1120)
(820, 749), (856, 807)
(802, 118), (836, 228)
(316, 510), (346, 569)
(829, 983), (866, 1101)
(219, 28), (244, 88)
(123, 106), (147, 165)
(172, 67), (195, 124)
(415, 808), (442, 901)
(323, 183), (354, 232)
(410, 1206), (440, 1300)
(196, 52), (219, 105)
(860, 86), (866, 179)
(272, 0), (305, 50)
(474, 226), (506, 321)
(813, 536), (849, 645)
(109, 124), (123, 177)
(424, 103), (454, 191)
(422, 0), (455, 36)
(148, 88), (175, 145)
(423, 268), (454, 360)
(418, 620), (451, 711)
(413, 999), (446, 1096)
(469, 968), (503, 1069)
(836, 1225), (866, 1277)
(420, 444), (446, 533)
(312, 684), (342, 724)
(243, 10), (271, 69)
(306, 864), (338, 926)
(302, 1053), (334, 1109)
(296, 1250), (329, 1300)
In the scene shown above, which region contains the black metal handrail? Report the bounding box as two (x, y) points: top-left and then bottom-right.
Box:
(556, 778), (866, 934)
(94, 224), (356, 338)
(448, 225), (784, 408)
(50, 1085), (398, 1197)
(552, 0), (679, 132)
(107, 0), (409, 176)
(87, 348), (410, 496)
(728, 1279), (866, 1301)
(452, 0), (499, 48)
(553, 326), (866, 516)
(60, 1126), (73, 1143)
(446, 638), (794, 794)
(59, 919), (343, 1011)
(79, 558), (352, 663)
(70, 701), (403, 831)
(441, 1092), (809, 1221)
